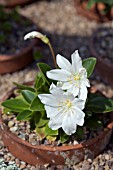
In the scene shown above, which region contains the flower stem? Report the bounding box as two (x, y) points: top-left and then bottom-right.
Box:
(48, 42), (57, 68)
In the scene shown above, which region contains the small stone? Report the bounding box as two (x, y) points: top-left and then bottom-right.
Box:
(20, 162), (26, 169)
(88, 158), (92, 163)
(73, 140), (79, 145)
(104, 164), (109, 170)
(10, 126), (18, 132)
(8, 121), (14, 127)
(15, 158), (20, 166)
(82, 160), (90, 170)
(104, 154), (110, 160)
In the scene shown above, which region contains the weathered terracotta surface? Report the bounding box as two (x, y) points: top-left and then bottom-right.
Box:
(74, 0), (113, 22)
(0, 0), (32, 7)
(89, 29), (113, 87)
(0, 87), (113, 166)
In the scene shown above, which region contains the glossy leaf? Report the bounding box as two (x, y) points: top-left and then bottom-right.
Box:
(86, 116), (103, 130)
(86, 94), (113, 113)
(60, 129), (69, 143)
(82, 58), (96, 78)
(45, 124), (58, 136)
(37, 63), (51, 85)
(30, 97), (45, 111)
(76, 127), (84, 139)
(17, 110), (33, 121)
(35, 73), (44, 91)
(36, 118), (48, 128)
(13, 82), (35, 92)
(3, 107), (13, 115)
(46, 136), (57, 142)
(2, 98), (29, 112)
(21, 90), (36, 104)
(36, 126), (46, 139)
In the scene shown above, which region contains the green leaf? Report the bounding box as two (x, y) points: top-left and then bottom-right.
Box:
(60, 129), (69, 143)
(76, 127), (84, 139)
(46, 135), (57, 142)
(33, 112), (41, 125)
(84, 110), (92, 119)
(36, 118), (48, 128)
(87, 0), (96, 9)
(86, 115), (103, 130)
(21, 90), (36, 104)
(17, 110), (33, 121)
(13, 82), (35, 92)
(30, 97), (45, 111)
(2, 98), (29, 112)
(37, 63), (51, 85)
(35, 73), (45, 91)
(86, 93), (113, 113)
(36, 126), (46, 139)
(3, 107), (13, 115)
(45, 124), (58, 136)
(87, 0), (113, 8)
(82, 58), (96, 78)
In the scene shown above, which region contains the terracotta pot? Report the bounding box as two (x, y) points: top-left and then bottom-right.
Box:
(0, 16), (37, 74)
(0, 84), (113, 166)
(0, 0), (32, 7)
(74, 0), (113, 22)
(89, 28), (113, 87)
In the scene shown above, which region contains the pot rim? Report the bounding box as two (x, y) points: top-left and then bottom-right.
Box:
(74, 0), (113, 22)
(0, 84), (113, 152)
(0, 0), (32, 7)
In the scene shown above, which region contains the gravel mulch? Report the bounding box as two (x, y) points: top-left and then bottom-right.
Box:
(0, 0), (113, 169)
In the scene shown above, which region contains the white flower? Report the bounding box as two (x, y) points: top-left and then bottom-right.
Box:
(24, 31), (49, 44)
(24, 31), (43, 40)
(38, 84), (85, 135)
(47, 50), (90, 100)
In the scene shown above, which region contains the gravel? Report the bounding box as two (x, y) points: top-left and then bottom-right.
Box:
(0, 0), (113, 169)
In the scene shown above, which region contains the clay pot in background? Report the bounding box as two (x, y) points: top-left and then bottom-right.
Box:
(0, 0), (33, 7)
(0, 14), (38, 74)
(74, 0), (113, 22)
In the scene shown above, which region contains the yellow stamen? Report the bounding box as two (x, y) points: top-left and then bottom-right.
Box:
(65, 100), (72, 109)
(68, 78), (73, 84)
(74, 75), (80, 81)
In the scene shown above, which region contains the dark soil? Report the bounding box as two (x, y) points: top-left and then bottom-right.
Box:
(0, 8), (37, 55)
(92, 27), (113, 60)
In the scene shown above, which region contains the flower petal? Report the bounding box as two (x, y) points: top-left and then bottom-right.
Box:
(38, 94), (59, 107)
(24, 31), (43, 40)
(79, 85), (88, 101)
(71, 50), (83, 73)
(62, 111), (77, 135)
(79, 68), (87, 78)
(49, 83), (64, 96)
(72, 98), (85, 110)
(72, 107), (85, 126)
(45, 105), (60, 118)
(67, 86), (79, 97)
(81, 78), (90, 87)
(61, 82), (73, 90)
(48, 112), (64, 130)
(47, 69), (71, 81)
(56, 54), (73, 73)
(77, 118), (84, 126)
